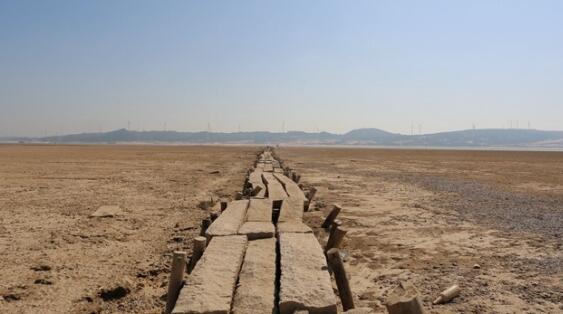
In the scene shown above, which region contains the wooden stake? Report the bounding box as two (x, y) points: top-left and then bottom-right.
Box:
(165, 251), (187, 314)
(187, 236), (207, 274)
(200, 218), (211, 237)
(210, 212), (219, 222)
(327, 248), (355, 311)
(250, 185), (263, 197)
(325, 226), (347, 252)
(329, 219), (342, 238)
(433, 285), (460, 305)
(220, 201), (228, 212)
(304, 187), (317, 212)
(322, 204), (342, 229)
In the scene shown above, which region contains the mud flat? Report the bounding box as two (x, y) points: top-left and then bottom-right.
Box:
(277, 147), (563, 314)
(0, 144), (257, 313)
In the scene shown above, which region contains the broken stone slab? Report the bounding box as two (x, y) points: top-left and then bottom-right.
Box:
(277, 221), (312, 234)
(278, 198), (306, 222)
(245, 198), (273, 222)
(232, 238), (276, 314)
(279, 233), (337, 314)
(385, 281), (425, 314)
(205, 200), (249, 240)
(173, 235), (248, 314)
(90, 205), (123, 218)
(262, 173), (288, 200)
(238, 222), (275, 240)
(344, 309), (375, 314)
(263, 163), (274, 172)
(274, 173), (307, 201)
(248, 170), (266, 198)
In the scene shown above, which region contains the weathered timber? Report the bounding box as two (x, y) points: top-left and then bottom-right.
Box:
(322, 205), (342, 229)
(327, 248), (355, 311)
(433, 285), (460, 305)
(279, 233), (337, 314)
(329, 219), (342, 238)
(232, 238), (277, 314)
(325, 226), (347, 253)
(200, 218), (211, 237)
(173, 236), (247, 314)
(165, 251), (187, 314)
(187, 236), (206, 274)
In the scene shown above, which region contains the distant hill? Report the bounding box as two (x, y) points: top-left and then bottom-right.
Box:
(3, 128), (563, 149)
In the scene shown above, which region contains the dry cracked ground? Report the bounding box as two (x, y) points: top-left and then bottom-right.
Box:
(1, 145), (562, 313)
(0, 144), (256, 313)
(277, 147), (563, 314)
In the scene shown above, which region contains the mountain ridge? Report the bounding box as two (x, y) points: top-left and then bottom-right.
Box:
(2, 128), (563, 148)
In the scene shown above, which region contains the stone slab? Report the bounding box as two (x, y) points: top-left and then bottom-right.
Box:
(274, 173), (307, 201)
(277, 221), (312, 234)
(248, 170), (266, 198)
(173, 235), (248, 314)
(262, 173), (288, 200)
(90, 205), (122, 217)
(279, 233), (337, 314)
(246, 198), (273, 222)
(238, 222), (275, 240)
(279, 198), (305, 222)
(263, 163), (274, 172)
(205, 200), (248, 239)
(232, 238), (277, 314)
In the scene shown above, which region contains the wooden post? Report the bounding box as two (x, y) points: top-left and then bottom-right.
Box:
(433, 285), (460, 304)
(200, 218), (211, 237)
(210, 212), (219, 222)
(187, 236), (207, 274)
(220, 201), (228, 212)
(322, 204), (342, 229)
(250, 185), (263, 197)
(165, 251), (187, 314)
(325, 226), (347, 253)
(329, 219), (342, 238)
(327, 248), (355, 311)
(304, 187), (317, 212)
(385, 282), (425, 314)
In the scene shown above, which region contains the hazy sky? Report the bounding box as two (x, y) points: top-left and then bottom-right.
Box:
(1, 1), (562, 137)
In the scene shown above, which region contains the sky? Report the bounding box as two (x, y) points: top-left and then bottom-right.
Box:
(1, 0), (562, 137)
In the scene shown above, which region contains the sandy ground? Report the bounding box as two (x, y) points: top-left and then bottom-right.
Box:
(2, 145), (562, 314)
(0, 144), (257, 313)
(277, 147), (562, 314)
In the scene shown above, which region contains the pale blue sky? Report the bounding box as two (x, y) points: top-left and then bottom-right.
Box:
(1, 1), (562, 136)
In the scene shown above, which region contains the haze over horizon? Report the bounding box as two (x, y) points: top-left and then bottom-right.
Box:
(1, 1), (562, 137)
